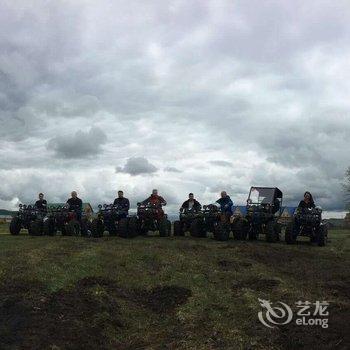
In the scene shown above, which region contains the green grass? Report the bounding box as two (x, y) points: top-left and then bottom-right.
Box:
(0, 224), (349, 349)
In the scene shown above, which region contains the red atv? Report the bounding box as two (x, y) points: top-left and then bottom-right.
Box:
(136, 202), (171, 237)
(55, 204), (83, 236)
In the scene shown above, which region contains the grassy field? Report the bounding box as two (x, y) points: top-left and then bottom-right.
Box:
(0, 224), (349, 350)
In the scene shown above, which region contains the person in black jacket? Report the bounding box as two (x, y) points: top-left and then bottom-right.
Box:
(298, 191), (316, 209)
(35, 193), (47, 212)
(292, 191), (316, 240)
(216, 191), (234, 214)
(66, 191), (83, 220)
(113, 190), (130, 219)
(181, 193), (201, 212)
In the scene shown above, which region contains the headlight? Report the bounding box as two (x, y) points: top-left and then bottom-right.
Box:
(98, 204), (102, 209)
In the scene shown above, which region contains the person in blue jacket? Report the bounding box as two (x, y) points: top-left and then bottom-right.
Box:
(216, 191), (234, 215)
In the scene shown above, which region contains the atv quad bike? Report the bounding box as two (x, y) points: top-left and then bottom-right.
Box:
(285, 207), (328, 246)
(203, 204), (231, 241)
(173, 207), (204, 237)
(136, 202), (171, 237)
(54, 204), (82, 236)
(236, 187), (283, 242)
(91, 204), (137, 238)
(10, 204), (46, 236)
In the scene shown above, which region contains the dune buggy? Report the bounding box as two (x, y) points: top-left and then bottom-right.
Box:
(136, 202), (171, 237)
(9, 204), (46, 236)
(235, 187), (283, 242)
(91, 204), (137, 238)
(285, 207), (328, 246)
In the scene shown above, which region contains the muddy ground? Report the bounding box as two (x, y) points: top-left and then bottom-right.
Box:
(0, 226), (349, 349)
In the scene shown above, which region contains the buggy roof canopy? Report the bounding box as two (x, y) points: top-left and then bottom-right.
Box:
(249, 187), (283, 198)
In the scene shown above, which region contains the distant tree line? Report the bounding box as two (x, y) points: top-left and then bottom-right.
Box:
(345, 167), (350, 210)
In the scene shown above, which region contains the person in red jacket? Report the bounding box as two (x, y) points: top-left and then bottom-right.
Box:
(141, 189), (167, 219)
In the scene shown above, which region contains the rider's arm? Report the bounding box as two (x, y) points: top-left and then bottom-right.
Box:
(125, 198), (130, 211)
(160, 197), (167, 206)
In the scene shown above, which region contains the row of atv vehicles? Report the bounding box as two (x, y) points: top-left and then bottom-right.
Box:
(9, 187), (328, 246)
(9, 201), (172, 238)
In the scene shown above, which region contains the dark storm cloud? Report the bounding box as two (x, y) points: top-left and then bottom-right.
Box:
(116, 157), (158, 176)
(47, 127), (107, 159)
(164, 167), (182, 173)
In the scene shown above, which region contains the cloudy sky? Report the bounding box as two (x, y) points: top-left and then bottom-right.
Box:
(1, 0), (349, 216)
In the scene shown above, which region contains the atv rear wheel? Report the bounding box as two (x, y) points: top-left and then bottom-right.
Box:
(159, 218), (170, 237)
(91, 219), (104, 237)
(285, 222), (295, 244)
(43, 218), (56, 236)
(29, 220), (43, 236)
(66, 220), (81, 236)
(266, 221), (278, 243)
(167, 220), (172, 236)
(190, 219), (207, 238)
(9, 217), (22, 235)
(127, 217), (138, 238)
(174, 220), (184, 236)
(213, 222), (230, 241)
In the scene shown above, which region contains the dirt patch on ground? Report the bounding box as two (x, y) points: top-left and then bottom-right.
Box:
(276, 304), (350, 350)
(0, 277), (193, 349)
(0, 277), (125, 350)
(218, 259), (252, 270)
(324, 280), (350, 299)
(138, 285), (192, 314)
(232, 277), (280, 295)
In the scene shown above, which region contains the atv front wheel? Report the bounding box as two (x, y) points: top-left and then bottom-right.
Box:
(213, 222), (230, 241)
(29, 220), (43, 236)
(190, 219), (207, 238)
(159, 218), (170, 237)
(91, 219), (104, 237)
(232, 219), (248, 240)
(174, 220), (184, 236)
(317, 225), (327, 247)
(127, 217), (138, 238)
(118, 218), (128, 238)
(285, 222), (295, 244)
(43, 218), (56, 236)
(66, 220), (81, 236)
(248, 226), (258, 240)
(266, 221), (278, 243)
(9, 217), (22, 235)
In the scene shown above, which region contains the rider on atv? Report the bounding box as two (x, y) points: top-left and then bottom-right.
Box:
(113, 190), (130, 219)
(66, 191), (83, 220)
(141, 189), (167, 219)
(215, 191), (234, 215)
(293, 191), (316, 239)
(35, 193), (47, 212)
(180, 193), (201, 212)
